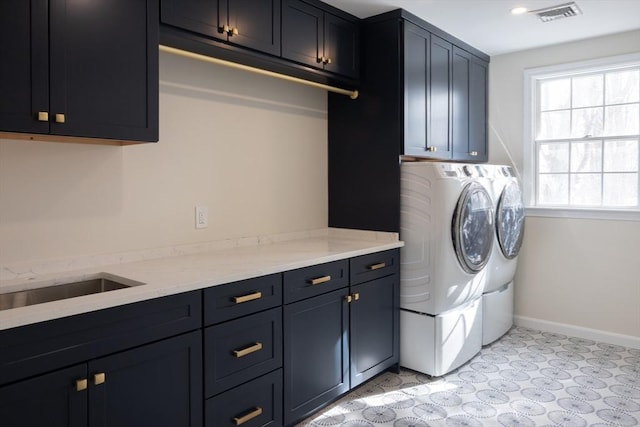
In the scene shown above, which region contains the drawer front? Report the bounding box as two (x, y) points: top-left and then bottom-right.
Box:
(204, 273), (282, 325)
(283, 259), (348, 304)
(350, 249), (400, 285)
(205, 307), (282, 397)
(206, 369), (283, 427)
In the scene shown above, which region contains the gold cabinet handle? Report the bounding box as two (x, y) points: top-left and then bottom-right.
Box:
(233, 342), (263, 358)
(94, 372), (105, 385)
(469, 151), (478, 156)
(317, 56), (325, 64)
(76, 378), (88, 392)
(233, 407), (263, 426)
(324, 57), (332, 64)
(37, 111), (49, 122)
(345, 295), (352, 303)
(221, 24), (231, 34)
(232, 291), (262, 304)
(368, 262), (386, 270)
(231, 27), (239, 36)
(55, 113), (65, 123)
(427, 146), (437, 152)
(308, 275), (331, 285)
(353, 292), (360, 301)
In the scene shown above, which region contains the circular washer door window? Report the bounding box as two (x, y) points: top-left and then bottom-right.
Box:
(496, 180), (525, 259)
(452, 182), (494, 274)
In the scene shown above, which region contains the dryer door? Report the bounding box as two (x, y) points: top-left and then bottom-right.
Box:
(496, 180), (525, 259)
(452, 182), (494, 274)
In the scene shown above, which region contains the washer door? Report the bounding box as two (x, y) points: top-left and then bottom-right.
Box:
(452, 182), (494, 274)
(496, 180), (525, 259)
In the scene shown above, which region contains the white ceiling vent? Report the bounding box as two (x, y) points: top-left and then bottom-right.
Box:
(531, 2), (582, 22)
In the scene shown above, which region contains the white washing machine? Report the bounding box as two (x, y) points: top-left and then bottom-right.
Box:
(400, 161), (494, 376)
(482, 165), (525, 345)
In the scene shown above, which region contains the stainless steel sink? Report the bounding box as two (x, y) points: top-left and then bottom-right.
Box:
(0, 276), (142, 311)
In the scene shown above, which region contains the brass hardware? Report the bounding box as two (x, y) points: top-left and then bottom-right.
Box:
(94, 372), (105, 385)
(231, 27), (239, 36)
(325, 57), (332, 64)
(308, 275), (331, 285)
(232, 291), (262, 304)
(221, 24), (231, 34)
(233, 342), (263, 358)
(76, 378), (88, 392)
(353, 292), (360, 301)
(345, 295), (352, 303)
(427, 146), (437, 152)
(233, 407), (263, 426)
(55, 113), (65, 124)
(37, 111), (49, 122)
(159, 45), (359, 99)
(317, 56), (325, 64)
(368, 262), (386, 270)
(469, 151), (478, 156)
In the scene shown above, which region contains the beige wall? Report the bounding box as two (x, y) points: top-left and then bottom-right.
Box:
(0, 52), (328, 264)
(489, 30), (640, 339)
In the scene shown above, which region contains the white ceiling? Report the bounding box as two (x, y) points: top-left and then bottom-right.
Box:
(321, 0), (640, 56)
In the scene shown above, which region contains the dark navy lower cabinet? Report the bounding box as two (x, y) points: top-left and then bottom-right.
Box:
(0, 331), (203, 427)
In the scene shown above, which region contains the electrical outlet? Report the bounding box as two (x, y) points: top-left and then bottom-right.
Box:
(195, 206), (208, 229)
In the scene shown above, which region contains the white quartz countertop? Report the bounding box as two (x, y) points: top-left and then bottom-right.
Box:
(0, 229), (403, 331)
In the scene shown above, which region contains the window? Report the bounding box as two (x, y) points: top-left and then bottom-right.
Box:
(524, 53), (640, 220)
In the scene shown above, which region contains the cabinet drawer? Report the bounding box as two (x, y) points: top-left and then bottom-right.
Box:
(283, 259), (348, 304)
(204, 274), (282, 325)
(206, 369), (283, 427)
(350, 249), (399, 285)
(205, 307), (282, 397)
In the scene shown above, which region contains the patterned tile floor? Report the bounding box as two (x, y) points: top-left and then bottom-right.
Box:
(297, 327), (640, 426)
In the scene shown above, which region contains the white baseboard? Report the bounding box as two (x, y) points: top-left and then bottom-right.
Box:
(514, 315), (640, 350)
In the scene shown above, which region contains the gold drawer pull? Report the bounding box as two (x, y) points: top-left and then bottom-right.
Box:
(233, 407), (263, 426)
(94, 373), (105, 385)
(368, 262), (386, 270)
(345, 295), (352, 303)
(232, 291), (262, 304)
(37, 111), (49, 122)
(308, 275), (331, 285)
(55, 113), (65, 123)
(233, 342), (263, 358)
(353, 292), (360, 301)
(75, 378), (87, 392)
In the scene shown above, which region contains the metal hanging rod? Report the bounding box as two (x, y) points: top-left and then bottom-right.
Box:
(159, 45), (359, 100)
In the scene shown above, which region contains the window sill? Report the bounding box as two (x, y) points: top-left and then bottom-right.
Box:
(525, 207), (640, 222)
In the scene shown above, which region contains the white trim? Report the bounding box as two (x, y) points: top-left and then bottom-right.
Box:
(522, 52), (640, 212)
(526, 206), (640, 221)
(514, 315), (640, 349)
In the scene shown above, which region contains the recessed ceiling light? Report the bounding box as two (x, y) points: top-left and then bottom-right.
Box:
(510, 6), (529, 15)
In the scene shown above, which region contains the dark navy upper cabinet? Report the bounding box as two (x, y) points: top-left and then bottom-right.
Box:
(282, 0), (359, 79)
(161, 0), (281, 56)
(0, 0), (159, 142)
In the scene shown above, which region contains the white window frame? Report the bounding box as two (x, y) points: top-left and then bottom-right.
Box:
(523, 52), (640, 221)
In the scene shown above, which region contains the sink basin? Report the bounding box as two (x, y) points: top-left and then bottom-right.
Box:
(0, 275), (142, 311)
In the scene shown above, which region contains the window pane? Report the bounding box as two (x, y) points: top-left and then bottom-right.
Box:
(571, 140), (602, 172)
(539, 110), (570, 139)
(603, 173), (639, 206)
(570, 173), (602, 206)
(604, 140), (639, 172)
(539, 174), (569, 205)
(571, 107), (603, 137)
(604, 104), (640, 136)
(539, 142), (569, 173)
(540, 78), (570, 111)
(606, 69), (640, 104)
(572, 74), (603, 108)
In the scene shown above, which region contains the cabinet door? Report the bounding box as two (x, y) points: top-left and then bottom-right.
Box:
(225, 0), (280, 55)
(0, 0), (49, 134)
(89, 331), (203, 427)
(283, 289), (349, 425)
(429, 35), (454, 159)
(453, 47), (488, 161)
(161, 0), (223, 40)
(323, 12), (359, 79)
(49, 0), (158, 141)
(282, 0), (323, 69)
(350, 274), (400, 387)
(0, 364), (87, 427)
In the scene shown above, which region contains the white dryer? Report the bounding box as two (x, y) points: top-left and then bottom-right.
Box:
(482, 165), (525, 345)
(400, 161), (494, 376)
